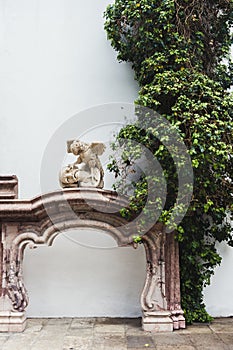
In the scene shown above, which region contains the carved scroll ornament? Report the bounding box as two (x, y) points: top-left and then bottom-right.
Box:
(2, 246), (28, 312)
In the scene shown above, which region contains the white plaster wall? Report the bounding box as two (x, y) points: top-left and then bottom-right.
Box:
(202, 38), (233, 318)
(24, 231), (146, 317)
(204, 242), (233, 317)
(0, 0), (146, 317)
(0, 0), (139, 198)
(0, 0), (232, 318)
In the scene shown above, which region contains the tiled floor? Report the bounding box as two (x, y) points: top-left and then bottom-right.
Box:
(0, 317), (233, 349)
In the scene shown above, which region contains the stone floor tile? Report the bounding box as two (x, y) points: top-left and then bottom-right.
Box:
(27, 318), (48, 326)
(212, 317), (233, 324)
(209, 323), (233, 333)
(95, 317), (125, 325)
(24, 323), (44, 333)
(2, 343), (31, 350)
(2, 334), (37, 350)
(94, 334), (126, 350)
(31, 339), (65, 350)
(127, 349), (155, 350)
(94, 323), (125, 335)
(0, 317), (232, 350)
(189, 333), (227, 348)
(35, 329), (67, 342)
(126, 328), (148, 336)
(63, 335), (93, 350)
(71, 318), (95, 329)
(42, 324), (70, 333)
(216, 333), (233, 346)
(24, 318), (48, 333)
(152, 333), (193, 346)
(191, 346), (229, 350)
(26, 318), (44, 325)
(0, 335), (9, 347)
(156, 346), (195, 350)
(93, 346), (127, 350)
(126, 335), (155, 348)
(47, 317), (73, 325)
(125, 318), (142, 329)
(177, 324), (212, 334)
(67, 327), (93, 336)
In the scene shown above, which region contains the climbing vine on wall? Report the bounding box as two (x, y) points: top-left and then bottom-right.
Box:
(104, 0), (233, 323)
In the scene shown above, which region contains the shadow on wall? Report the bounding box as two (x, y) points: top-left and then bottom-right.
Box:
(23, 229), (146, 317)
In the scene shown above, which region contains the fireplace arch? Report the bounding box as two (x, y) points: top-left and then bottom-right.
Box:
(23, 228), (145, 318)
(0, 176), (185, 332)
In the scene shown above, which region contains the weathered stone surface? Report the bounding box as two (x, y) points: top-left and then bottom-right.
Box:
(31, 339), (65, 350)
(24, 323), (43, 333)
(178, 324), (212, 334)
(156, 346), (195, 350)
(189, 333), (227, 349)
(63, 335), (93, 350)
(47, 317), (72, 325)
(94, 323), (125, 335)
(0, 318), (231, 349)
(152, 333), (193, 346)
(1, 333), (37, 350)
(126, 329), (147, 336)
(216, 333), (233, 347)
(67, 328), (93, 337)
(96, 317), (125, 325)
(0, 335), (9, 347)
(125, 318), (141, 329)
(209, 323), (233, 333)
(70, 318), (95, 330)
(93, 334), (126, 350)
(126, 335), (155, 348)
(212, 317), (233, 324)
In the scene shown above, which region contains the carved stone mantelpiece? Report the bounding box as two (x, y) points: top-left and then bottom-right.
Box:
(0, 175), (185, 332)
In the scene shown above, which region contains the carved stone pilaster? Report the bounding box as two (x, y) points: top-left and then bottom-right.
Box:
(0, 223), (27, 331)
(141, 229), (173, 332)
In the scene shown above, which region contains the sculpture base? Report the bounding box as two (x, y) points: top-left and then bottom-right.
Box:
(142, 311), (173, 332)
(0, 311), (26, 332)
(171, 310), (186, 330)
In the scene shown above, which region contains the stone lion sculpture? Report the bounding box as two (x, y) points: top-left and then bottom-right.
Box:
(59, 140), (106, 189)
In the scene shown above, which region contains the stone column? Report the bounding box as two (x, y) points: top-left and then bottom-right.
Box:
(0, 223), (27, 332)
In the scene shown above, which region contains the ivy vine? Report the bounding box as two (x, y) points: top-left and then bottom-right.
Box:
(104, 0), (233, 323)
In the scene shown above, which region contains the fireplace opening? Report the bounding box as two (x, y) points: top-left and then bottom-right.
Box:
(23, 229), (146, 318)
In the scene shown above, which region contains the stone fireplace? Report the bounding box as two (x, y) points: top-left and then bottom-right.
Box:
(0, 175), (185, 332)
